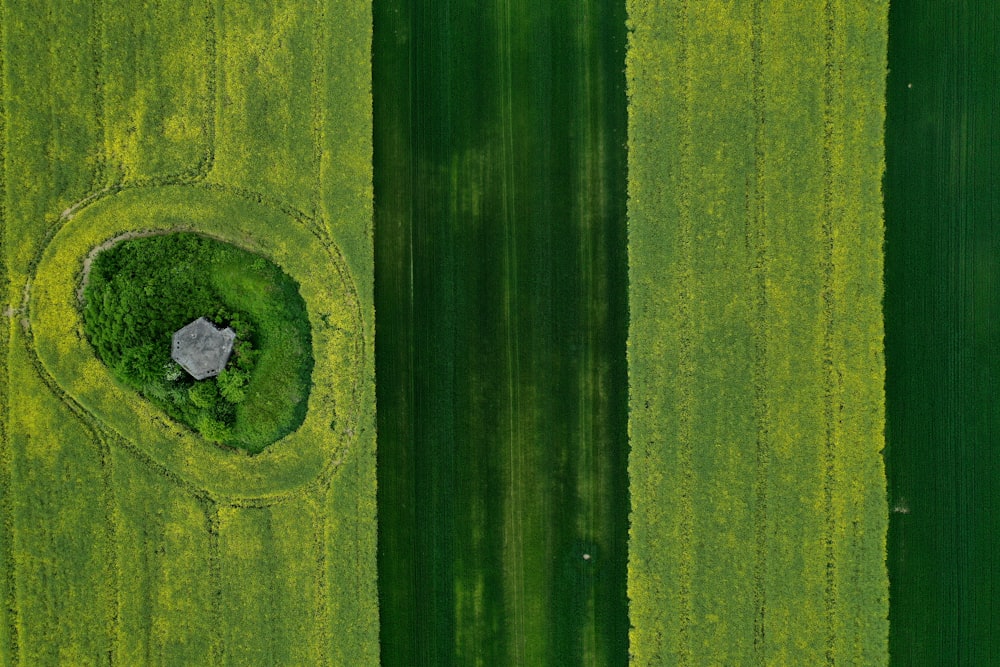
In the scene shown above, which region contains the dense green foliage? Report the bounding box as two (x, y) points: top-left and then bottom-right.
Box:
(1, 0), (376, 664)
(626, 0), (888, 664)
(374, 0), (629, 664)
(82, 233), (311, 452)
(885, 1), (1000, 663)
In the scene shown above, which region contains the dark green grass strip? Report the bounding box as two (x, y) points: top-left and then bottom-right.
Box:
(0, 3), (15, 662)
(885, 1), (1000, 663)
(373, 0), (630, 664)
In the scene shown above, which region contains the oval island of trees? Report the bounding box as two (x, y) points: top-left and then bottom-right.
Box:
(82, 232), (313, 453)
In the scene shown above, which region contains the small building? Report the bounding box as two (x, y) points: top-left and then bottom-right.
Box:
(171, 317), (236, 380)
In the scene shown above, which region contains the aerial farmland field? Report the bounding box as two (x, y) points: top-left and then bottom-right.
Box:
(2, 0), (900, 665)
(1, 0), (376, 664)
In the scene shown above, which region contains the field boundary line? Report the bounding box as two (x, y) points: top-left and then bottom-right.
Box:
(821, 0), (838, 662)
(676, 0), (694, 662)
(748, 0), (770, 663)
(0, 0), (21, 660)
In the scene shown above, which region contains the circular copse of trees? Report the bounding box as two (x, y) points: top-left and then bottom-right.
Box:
(81, 232), (313, 453)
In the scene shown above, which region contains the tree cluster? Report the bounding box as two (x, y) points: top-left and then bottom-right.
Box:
(83, 234), (259, 443)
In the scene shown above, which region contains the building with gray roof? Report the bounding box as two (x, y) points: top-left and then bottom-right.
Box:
(171, 317), (236, 380)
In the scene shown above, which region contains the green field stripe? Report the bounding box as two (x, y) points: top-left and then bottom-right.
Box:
(759, 1), (831, 662)
(111, 456), (216, 666)
(210, 0), (321, 214)
(686, 1), (758, 662)
(99, 0), (215, 185)
(3, 0), (102, 290)
(324, 444), (379, 666)
(624, 0), (692, 661)
(828, 1), (889, 663)
(7, 332), (115, 665)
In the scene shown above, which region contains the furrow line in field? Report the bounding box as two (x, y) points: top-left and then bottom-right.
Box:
(575, 4), (597, 661)
(748, 0), (769, 663)
(97, 435), (122, 666)
(676, 0), (694, 662)
(497, 0), (527, 660)
(310, 0), (327, 229)
(204, 500), (224, 666)
(821, 0), (838, 662)
(200, 0), (218, 181)
(310, 488), (333, 667)
(0, 8), (19, 663)
(90, 0), (107, 191)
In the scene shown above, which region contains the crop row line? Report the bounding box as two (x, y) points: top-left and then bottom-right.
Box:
(309, 492), (333, 667)
(203, 500), (225, 665)
(821, 0), (839, 663)
(675, 0), (694, 663)
(495, 0), (530, 658)
(96, 435), (122, 667)
(310, 0), (328, 232)
(748, 2), (770, 663)
(90, 0), (107, 192)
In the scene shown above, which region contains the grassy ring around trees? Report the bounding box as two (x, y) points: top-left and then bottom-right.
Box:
(28, 185), (367, 500)
(82, 232), (313, 453)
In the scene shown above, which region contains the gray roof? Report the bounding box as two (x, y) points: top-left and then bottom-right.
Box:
(171, 317), (236, 380)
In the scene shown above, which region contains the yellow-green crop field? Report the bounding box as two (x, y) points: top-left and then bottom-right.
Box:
(1, 0), (377, 664)
(626, 0), (889, 664)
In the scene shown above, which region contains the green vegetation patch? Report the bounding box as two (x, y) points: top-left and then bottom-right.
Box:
(82, 233), (312, 452)
(30, 185), (365, 500)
